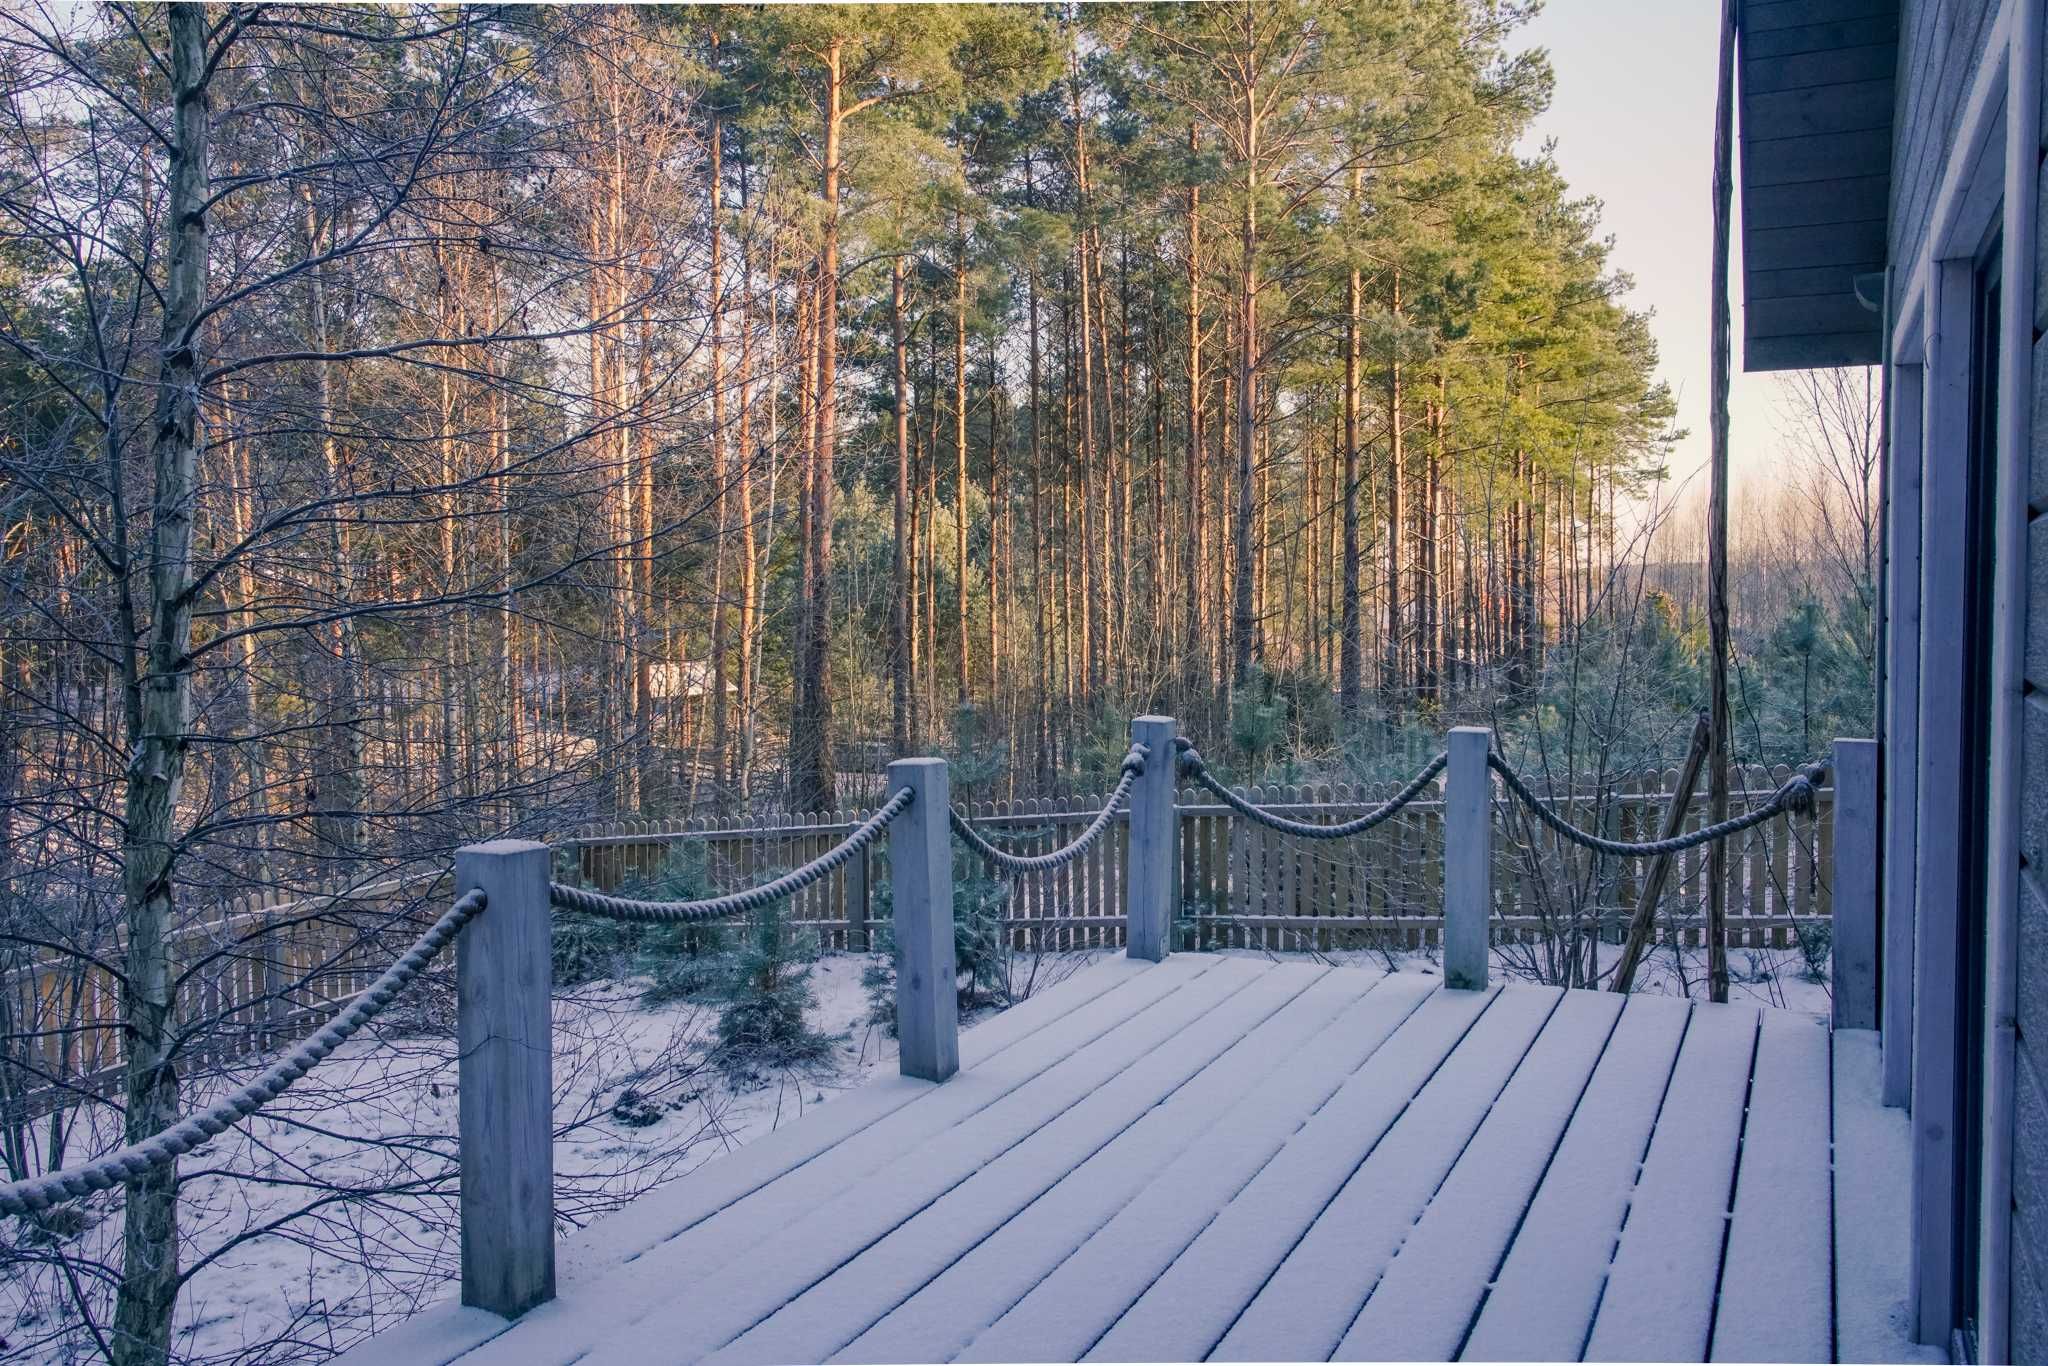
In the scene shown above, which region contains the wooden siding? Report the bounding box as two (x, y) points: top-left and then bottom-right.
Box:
(1888, 1), (2037, 1352)
(2021, 105), (2048, 1352)
(1739, 0), (1899, 370)
(1888, 0), (1999, 297)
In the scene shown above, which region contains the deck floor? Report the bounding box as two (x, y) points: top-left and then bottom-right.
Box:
(350, 953), (1922, 1365)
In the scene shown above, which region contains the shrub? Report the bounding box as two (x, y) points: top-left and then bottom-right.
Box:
(953, 868), (1010, 1011)
(551, 911), (636, 987)
(638, 946), (731, 1006)
(1795, 919), (1832, 984)
(861, 952), (897, 1037)
(867, 850), (1012, 1021)
(550, 841), (723, 989)
(712, 900), (833, 1077)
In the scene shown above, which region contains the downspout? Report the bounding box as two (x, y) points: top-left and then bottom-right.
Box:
(1854, 262), (1891, 1058)
(1980, 2), (2040, 1359)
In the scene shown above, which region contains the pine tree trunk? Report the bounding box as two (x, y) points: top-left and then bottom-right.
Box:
(1304, 406), (1319, 674)
(1383, 271), (1405, 712)
(891, 254), (914, 752)
(707, 90), (731, 803)
(986, 336), (1003, 692)
(922, 319), (941, 722)
(1421, 374), (1444, 704)
(222, 407), (274, 884)
(302, 178), (363, 847)
(1340, 220), (1362, 717)
(1110, 238), (1132, 687)
(1231, 116), (1258, 687)
(1182, 124), (1205, 702)
(793, 45), (844, 810)
(437, 288), (462, 806)
(1148, 284), (1167, 684)
(792, 281), (816, 787)
(1025, 164), (1050, 781)
(954, 221), (970, 707)
(1073, 238), (1101, 696)
(733, 174), (759, 797)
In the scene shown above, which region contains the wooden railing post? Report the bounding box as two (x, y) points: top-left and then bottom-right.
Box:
(889, 758), (957, 1082)
(1444, 727), (1492, 991)
(1831, 737), (1879, 1029)
(454, 839), (555, 1319)
(1127, 715), (1178, 962)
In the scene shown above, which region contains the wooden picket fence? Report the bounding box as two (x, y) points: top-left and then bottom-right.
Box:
(1, 869), (449, 1122)
(562, 763), (1835, 954)
(3, 765), (1829, 1123)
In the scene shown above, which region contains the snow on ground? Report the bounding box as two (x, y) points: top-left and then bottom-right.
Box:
(1, 939), (1832, 1364)
(2, 957), (894, 1365)
(1833, 1032), (1948, 1365)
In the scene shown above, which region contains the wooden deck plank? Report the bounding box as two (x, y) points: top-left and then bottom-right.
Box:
(1712, 1010), (1833, 1362)
(1459, 994), (1692, 1362)
(1066, 984), (1508, 1364)
(714, 963), (1372, 1365)
(453, 954), (1234, 1366)
(837, 970), (1434, 1365)
(1207, 985), (1566, 1362)
(328, 1305), (512, 1366)
(335, 954), (1916, 1366)
(555, 951), (1160, 1277)
(1582, 1001), (1761, 1362)
(1332, 989), (1625, 1361)
(565, 958), (1277, 1366)
(1831, 1030), (1944, 1364)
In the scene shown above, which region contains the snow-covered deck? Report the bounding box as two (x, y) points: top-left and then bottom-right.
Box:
(347, 952), (1922, 1365)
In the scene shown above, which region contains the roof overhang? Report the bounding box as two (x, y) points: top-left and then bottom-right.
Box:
(1737, 0), (1899, 371)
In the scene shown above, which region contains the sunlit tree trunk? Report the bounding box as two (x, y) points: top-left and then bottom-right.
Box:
(707, 80), (731, 803)
(1231, 66), (1260, 687)
(1182, 125), (1205, 700)
(954, 218), (970, 705)
(1340, 182), (1363, 717)
(792, 40), (847, 810)
(891, 253), (914, 750)
(1383, 270), (1405, 711)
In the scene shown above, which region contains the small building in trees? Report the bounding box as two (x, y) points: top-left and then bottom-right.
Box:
(647, 661), (738, 705)
(1738, 0), (2044, 1357)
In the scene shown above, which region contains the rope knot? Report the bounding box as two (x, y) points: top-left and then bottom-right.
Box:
(1177, 743), (1204, 778)
(1121, 743), (1148, 777)
(1777, 761), (1829, 816)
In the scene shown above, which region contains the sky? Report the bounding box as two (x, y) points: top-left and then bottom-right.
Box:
(1515, 0), (1789, 500)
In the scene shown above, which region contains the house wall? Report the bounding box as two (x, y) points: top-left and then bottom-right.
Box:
(1888, 0), (2043, 1358)
(2017, 45), (2048, 1358)
(1891, 0), (1999, 275)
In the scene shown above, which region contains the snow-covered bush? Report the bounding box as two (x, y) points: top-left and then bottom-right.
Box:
(711, 902), (833, 1078)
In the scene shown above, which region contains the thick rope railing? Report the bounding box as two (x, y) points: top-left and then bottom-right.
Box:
(0, 888), (487, 1218)
(1175, 738), (1450, 839)
(548, 787), (914, 922)
(949, 744), (1148, 874)
(1488, 752), (1829, 857)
